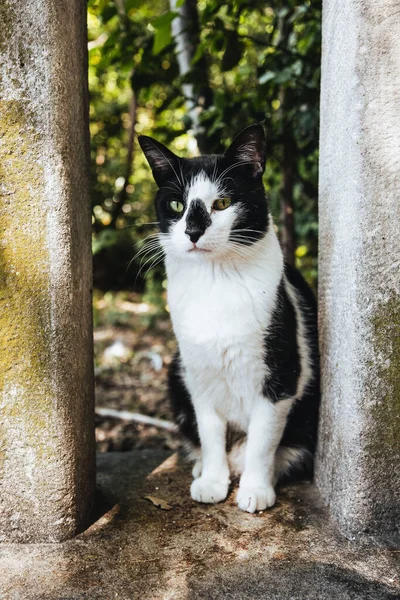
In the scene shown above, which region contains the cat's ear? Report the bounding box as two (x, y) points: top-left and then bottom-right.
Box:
(138, 135), (181, 187)
(224, 124), (266, 176)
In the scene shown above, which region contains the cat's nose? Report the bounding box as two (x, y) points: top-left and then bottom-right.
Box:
(185, 227), (203, 244)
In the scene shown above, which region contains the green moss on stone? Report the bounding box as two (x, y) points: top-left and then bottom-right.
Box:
(367, 295), (400, 454)
(0, 99), (55, 474)
(0, 2), (13, 56)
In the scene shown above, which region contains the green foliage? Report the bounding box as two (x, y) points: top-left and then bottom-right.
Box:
(88, 0), (321, 292)
(152, 11), (177, 54)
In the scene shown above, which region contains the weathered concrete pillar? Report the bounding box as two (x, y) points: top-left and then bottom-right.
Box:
(0, 0), (95, 541)
(317, 0), (400, 546)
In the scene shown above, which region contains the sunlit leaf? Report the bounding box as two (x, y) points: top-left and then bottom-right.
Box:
(152, 11), (177, 55)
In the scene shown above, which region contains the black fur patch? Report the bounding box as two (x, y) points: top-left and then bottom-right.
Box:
(262, 278), (300, 402)
(168, 352), (200, 447)
(185, 199), (212, 242)
(280, 264), (320, 456)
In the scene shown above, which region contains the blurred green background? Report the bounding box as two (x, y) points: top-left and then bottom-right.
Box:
(88, 0), (320, 304)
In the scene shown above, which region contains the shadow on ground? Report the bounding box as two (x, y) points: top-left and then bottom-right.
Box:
(0, 450), (399, 599)
(187, 560), (399, 600)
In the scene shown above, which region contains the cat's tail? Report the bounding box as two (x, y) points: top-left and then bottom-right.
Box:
(273, 445), (314, 482)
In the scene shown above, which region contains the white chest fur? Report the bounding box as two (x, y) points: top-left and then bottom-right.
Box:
(165, 231), (283, 430)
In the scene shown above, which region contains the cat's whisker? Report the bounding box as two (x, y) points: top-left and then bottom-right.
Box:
(133, 231), (169, 247)
(130, 231), (171, 252)
(230, 228), (267, 235)
(134, 240), (163, 257)
(135, 237), (161, 249)
(228, 236), (267, 249)
(229, 234), (264, 242)
(164, 184), (182, 194)
(227, 243), (266, 254)
(226, 247), (258, 263)
(126, 234), (166, 273)
(178, 162), (185, 189)
(143, 253), (167, 279)
(135, 247), (162, 265)
(218, 176), (235, 190)
(225, 243), (266, 264)
(136, 248), (165, 281)
(138, 221), (161, 227)
(211, 155), (218, 184)
(214, 160), (253, 186)
(126, 247), (156, 274)
(232, 228), (277, 244)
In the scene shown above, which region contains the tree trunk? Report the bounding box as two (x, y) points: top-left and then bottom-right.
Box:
(279, 133), (296, 265)
(279, 85), (296, 266)
(170, 0), (213, 154)
(277, 15), (296, 266)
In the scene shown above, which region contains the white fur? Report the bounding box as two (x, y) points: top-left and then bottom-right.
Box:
(162, 173), (300, 512)
(186, 172), (221, 206)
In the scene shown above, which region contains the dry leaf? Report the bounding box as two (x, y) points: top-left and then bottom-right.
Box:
(145, 495), (172, 511)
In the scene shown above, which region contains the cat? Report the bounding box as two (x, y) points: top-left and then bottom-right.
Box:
(139, 124), (319, 513)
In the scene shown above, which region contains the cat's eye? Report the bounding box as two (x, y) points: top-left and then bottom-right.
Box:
(169, 200), (184, 214)
(212, 197), (231, 211)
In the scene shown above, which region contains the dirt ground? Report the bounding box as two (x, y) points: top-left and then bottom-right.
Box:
(94, 290), (180, 453)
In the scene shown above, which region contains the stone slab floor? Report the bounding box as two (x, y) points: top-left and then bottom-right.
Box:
(0, 450), (399, 599)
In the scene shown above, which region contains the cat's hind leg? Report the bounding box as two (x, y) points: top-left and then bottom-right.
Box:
(227, 438), (246, 477)
(186, 446), (202, 479)
(228, 438), (311, 484)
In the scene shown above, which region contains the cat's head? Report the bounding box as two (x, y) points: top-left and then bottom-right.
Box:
(138, 124), (269, 261)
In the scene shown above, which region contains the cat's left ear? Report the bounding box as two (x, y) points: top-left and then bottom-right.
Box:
(138, 135), (181, 187)
(224, 124), (266, 177)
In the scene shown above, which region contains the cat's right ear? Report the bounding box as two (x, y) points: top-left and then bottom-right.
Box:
(138, 135), (181, 187)
(224, 124), (266, 177)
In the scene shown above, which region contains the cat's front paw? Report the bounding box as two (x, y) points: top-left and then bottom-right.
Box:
(190, 477), (229, 504)
(236, 484), (276, 513)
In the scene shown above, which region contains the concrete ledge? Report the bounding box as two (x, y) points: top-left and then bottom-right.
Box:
(0, 450), (398, 599)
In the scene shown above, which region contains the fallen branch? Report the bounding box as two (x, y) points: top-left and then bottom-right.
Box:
(95, 407), (177, 432)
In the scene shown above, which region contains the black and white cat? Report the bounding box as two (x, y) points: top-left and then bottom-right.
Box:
(139, 124), (319, 513)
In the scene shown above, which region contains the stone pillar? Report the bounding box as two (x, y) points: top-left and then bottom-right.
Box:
(0, 0), (95, 542)
(316, 0), (400, 546)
